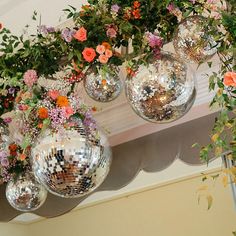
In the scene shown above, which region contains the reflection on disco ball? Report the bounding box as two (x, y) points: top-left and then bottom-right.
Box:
(125, 52), (196, 123)
(0, 123), (10, 150)
(6, 172), (47, 212)
(84, 65), (122, 102)
(32, 123), (112, 198)
(173, 15), (218, 64)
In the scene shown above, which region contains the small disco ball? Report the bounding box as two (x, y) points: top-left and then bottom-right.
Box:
(6, 172), (47, 212)
(31, 123), (112, 198)
(125, 52), (196, 123)
(173, 15), (218, 64)
(84, 65), (122, 102)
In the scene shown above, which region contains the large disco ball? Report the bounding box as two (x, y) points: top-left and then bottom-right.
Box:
(6, 172), (47, 212)
(125, 52), (196, 123)
(31, 123), (112, 198)
(173, 15), (218, 64)
(84, 65), (122, 102)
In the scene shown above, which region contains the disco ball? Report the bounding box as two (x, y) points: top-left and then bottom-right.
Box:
(31, 123), (112, 198)
(6, 172), (47, 212)
(125, 52), (196, 123)
(173, 15), (218, 64)
(84, 65), (122, 102)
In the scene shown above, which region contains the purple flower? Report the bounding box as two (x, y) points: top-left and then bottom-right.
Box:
(61, 28), (76, 43)
(145, 32), (163, 48)
(1, 158), (9, 167)
(3, 117), (12, 124)
(23, 69), (38, 87)
(8, 87), (15, 94)
(49, 108), (67, 130)
(111, 4), (120, 13)
(0, 151), (8, 160)
(189, 0), (196, 3)
(39, 25), (55, 34)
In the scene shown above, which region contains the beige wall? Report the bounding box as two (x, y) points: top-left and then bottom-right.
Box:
(0, 223), (26, 236)
(25, 175), (236, 236)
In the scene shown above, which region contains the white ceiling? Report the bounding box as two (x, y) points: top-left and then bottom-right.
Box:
(0, 0), (222, 223)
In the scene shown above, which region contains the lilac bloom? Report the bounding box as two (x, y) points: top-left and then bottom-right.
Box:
(8, 87), (15, 94)
(111, 4), (120, 13)
(61, 28), (76, 43)
(1, 158), (9, 167)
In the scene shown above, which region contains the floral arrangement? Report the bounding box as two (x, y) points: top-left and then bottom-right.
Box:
(0, 0), (235, 181)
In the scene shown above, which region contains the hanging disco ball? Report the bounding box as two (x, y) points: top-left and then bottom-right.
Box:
(6, 172), (47, 212)
(31, 122), (112, 198)
(84, 65), (122, 102)
(173, 15), (218, 64)
(125, 52), (196, 123)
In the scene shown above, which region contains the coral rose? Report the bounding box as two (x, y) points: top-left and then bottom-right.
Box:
(223, 72), (236, 87)
(96, 45), (106, 54)
(65, 106), (74, 118)
(82, 47), (96, 62)
(99, 55), (109, 64)
(74, 27), (87, 42)
(56, 96), (69, 107)
(38, 107), (49, 119)
(105, 49), (113, 58)
(48, 90), (60, 100)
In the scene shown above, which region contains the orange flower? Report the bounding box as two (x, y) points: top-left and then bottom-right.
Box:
(19, 154), (26, 161)
(74, 27), (87, 42)
(38, 107), (49, 119)
(91, 106), (97, 112)
(82, 47), (96, 63)
(56, 96), (69, 107)
(223, 72), (236, 87)
(0, 23), (3, 30)
(132, 9), (141, 19)
(102, 42), (111, 50)
(133, 1), (141, 8)
(105, 49), (113, 58)
(126, 67), (136, 77)
(99, 54), (109, 64)
(38, 123), (43, 129)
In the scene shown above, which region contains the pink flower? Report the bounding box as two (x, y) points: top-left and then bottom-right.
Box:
(167, 3), (175, 12)
(223, 72), (236, 87)
(145, 32), (163, 48)
(106, 28), (117, 38)
(23, 70), (38, 87)
(65, 106), (74, 118)
(96, 45), (106, 54)
(99, 55), (109, 64)
(18, 104), (29, 111)
(74, 27), (87, 42)
(3, 117), (12, 124)
(48, 90), (60, 100)
(105, 49), (113, 58)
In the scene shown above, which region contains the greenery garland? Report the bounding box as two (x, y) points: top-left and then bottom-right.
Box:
(0, 0), (235, 180)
